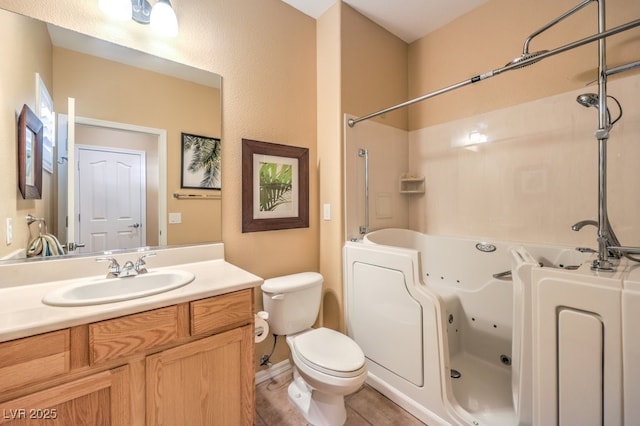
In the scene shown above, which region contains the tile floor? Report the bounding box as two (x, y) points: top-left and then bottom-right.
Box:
(255, 370), (426, 425)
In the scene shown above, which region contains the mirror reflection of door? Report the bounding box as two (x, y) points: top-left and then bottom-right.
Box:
(76, 146), (146, 253)
(57, 107), (163, 254)
(73, 122), (161, 254)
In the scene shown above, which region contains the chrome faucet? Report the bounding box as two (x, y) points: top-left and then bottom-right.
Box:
(96, 252), (156, 278)
(118, 260), (138, 277)
(96, 257), (121, 278)
(571, 219), (622, 261)
(571, 219), (598, 232)
(135, 252), (156, 274)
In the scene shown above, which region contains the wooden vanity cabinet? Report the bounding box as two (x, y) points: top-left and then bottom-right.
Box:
(0, 366), (130, 425)
(0, 289), (255, 426)
(146, 325), (254, 425)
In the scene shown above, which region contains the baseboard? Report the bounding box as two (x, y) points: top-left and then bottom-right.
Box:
(255, 359), (292, 385)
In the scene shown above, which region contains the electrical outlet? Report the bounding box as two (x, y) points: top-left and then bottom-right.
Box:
(6, 218), (12, 245)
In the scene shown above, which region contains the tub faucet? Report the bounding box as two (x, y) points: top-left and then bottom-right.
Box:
(571, 219), (597, 232)
(571, 219), (622, 259)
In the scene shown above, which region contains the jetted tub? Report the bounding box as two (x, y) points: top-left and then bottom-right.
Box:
(343, 228), (589, 426)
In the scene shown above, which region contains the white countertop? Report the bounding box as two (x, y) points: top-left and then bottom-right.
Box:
(0, 245), (263, 343)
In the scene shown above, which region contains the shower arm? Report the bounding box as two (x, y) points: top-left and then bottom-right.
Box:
(522, 0), (595, 55)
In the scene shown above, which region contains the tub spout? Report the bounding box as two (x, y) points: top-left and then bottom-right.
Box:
(571, 219), (598, 231)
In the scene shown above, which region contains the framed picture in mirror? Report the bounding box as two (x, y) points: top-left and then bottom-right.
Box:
(242, 138), (309, 232)
(180, 132), (222, 190)
(18, 104), (44, 199)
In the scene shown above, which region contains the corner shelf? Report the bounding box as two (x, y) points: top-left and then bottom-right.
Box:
(399, 176), (425, 194)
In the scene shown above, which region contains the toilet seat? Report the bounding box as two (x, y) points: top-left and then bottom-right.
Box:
(292, 327), (365, 378)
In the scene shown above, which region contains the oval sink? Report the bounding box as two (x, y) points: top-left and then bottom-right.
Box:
(42, 269), (195, 307)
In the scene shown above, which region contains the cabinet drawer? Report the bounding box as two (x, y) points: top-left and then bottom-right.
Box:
(0, 330), (70, 394)
(190, 290), (253, 336)
(89, 306), (180, 365)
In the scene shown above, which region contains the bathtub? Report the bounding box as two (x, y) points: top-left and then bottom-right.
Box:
(343, 228), (589, 426)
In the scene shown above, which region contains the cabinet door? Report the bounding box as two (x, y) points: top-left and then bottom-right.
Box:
(146, 325), (254, 426)
(0, 365), (129, 425)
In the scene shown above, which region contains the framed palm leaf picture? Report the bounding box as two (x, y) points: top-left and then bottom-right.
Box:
(242, 139), (309, 232)
(181, 132), (221, 189)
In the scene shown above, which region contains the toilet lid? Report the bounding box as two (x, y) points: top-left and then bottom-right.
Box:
(293, 328), (365, 377)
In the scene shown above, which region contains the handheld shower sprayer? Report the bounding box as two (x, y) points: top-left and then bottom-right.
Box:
(576, 93), (623, 127)
(576, 93), (599, 108)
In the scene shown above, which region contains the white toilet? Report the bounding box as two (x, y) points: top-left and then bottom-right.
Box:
(261, 272), (367, 426)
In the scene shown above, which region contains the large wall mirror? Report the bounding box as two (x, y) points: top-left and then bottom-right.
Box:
(1, 7), (222, 262)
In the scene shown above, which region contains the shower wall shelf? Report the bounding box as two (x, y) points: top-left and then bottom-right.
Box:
(399, 176), (425, 194)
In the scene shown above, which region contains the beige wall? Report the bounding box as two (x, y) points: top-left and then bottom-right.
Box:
(408, 0), (640, 129)
(0, 12), (54, 257)
(341, 4), (408, 130)
(317, 3), (342, 331)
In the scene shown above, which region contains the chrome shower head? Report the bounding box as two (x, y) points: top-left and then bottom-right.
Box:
(577, 93), (599, 108)
(505, 50), (549, 69)
(576, 93), (624, 128)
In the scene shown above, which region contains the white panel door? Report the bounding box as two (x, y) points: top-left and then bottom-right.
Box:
(76, 145), (146, 252)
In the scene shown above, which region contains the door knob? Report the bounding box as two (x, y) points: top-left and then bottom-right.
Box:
(128, 223), (141, 228)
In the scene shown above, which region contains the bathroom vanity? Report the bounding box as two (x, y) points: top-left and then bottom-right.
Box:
(0, 244), (261, 425)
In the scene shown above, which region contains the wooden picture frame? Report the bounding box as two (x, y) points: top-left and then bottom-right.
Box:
(180, 132), (222, 190)
(35, 73), (55, 174)
(242, 139), (309, 232)
(18, 104), (44, 199)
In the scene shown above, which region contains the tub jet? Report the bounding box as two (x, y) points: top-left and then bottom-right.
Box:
(500, 354), (512, 366)
(451, 369), (461, 379)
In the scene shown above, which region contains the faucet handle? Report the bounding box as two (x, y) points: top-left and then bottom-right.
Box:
(96, 257), (120, 277)
(135, 252), (157, 273)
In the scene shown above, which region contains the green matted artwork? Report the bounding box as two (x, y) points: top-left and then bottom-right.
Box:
(241, 138), (309, 232)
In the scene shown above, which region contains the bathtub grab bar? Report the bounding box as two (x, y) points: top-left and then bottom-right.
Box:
(358, 148), (369, 235)
(492, 270), (513, 280)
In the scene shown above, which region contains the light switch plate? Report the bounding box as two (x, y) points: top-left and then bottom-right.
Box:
(6, 218), (12, 245)
(168, 212), (182, 224)
(323, 204), (331, 221)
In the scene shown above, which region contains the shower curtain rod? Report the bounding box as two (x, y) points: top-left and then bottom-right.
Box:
(347, 18), (640, 128)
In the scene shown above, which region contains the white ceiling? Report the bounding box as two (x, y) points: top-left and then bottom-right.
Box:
(281, 0), (488, 43)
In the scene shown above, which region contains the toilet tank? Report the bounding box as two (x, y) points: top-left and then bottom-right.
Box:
(261, 272), (323, 336)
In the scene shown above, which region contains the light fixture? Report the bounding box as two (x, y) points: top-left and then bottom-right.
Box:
(99, 0), (132, 21)
(150, 0), (179, 37)
(99, 0), (178, 37)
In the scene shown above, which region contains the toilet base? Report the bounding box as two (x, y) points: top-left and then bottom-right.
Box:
(288, 371), (347, 426)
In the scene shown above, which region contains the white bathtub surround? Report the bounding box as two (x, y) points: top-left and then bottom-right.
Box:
(345, 74), (640, 249)
(344, 114), (410, 240)
(408, 73), (640, 247)
(344, 229), (598, 425)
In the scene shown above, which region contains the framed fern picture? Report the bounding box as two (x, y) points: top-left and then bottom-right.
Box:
(181, 132), (222, 189)
(242, 139), (309, 232)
